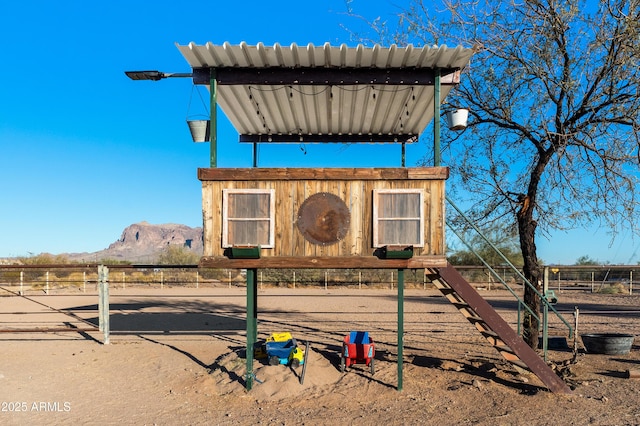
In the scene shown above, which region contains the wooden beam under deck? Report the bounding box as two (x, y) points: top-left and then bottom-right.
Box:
(198, 167), (449, 181)
(199, 256), (447, 269)
(193, 66), (462, 86)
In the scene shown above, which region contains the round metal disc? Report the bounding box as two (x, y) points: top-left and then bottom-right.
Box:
(296, 192), (350, 245)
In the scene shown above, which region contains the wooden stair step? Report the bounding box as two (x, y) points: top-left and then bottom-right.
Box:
(450, 300), (471, 308)
(462, 314), (485, 323)
(484, 335), (506, 347)
(494, 344), (518, 355)
(478, 328), (499, 338)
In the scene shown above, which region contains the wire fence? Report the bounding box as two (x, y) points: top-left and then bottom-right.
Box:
(1, 264), (638, 344)
(0, 265), (433, 294)
(454, 265), (640, 295)
(1, 264), (639, 295)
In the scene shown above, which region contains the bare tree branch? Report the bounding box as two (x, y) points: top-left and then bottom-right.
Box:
(349, 0), (640, 347)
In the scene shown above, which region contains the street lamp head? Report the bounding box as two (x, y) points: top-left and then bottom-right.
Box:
(125, 70), (165, 81)
(124, 70), (193, 81)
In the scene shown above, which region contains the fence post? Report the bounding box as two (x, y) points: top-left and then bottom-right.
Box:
(293, 271), (296, 289)
(98, 273), (102, 332)
(630, 271), (633, 295)
(83, 271), (86, 293)
(45, 271), (49, 295)
(324, 271), (328, 290)
(98, 265), (110, 345)
(196, 270), (199, 289)
(20, 270), (24, 295)
(542, 267), (549, 361)
(359, 271), (362, 290)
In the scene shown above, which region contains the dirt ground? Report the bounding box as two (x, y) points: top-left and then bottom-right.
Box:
(1, 285), (640, 425)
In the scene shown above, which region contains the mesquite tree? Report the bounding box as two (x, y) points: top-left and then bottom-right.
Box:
(351, 0), (640, 347)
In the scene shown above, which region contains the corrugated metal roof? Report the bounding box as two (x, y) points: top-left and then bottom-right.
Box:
(176, 42), (474, 143)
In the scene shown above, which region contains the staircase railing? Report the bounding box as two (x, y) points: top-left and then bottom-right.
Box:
(445, 196), (573, 349)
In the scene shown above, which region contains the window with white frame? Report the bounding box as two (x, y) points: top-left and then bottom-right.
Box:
(373, 189), (424, 247)
(222, 189), (275, 248)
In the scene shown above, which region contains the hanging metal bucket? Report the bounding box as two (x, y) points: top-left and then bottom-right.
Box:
(187, 119), (210, 143)
(446, 109), (469, 131)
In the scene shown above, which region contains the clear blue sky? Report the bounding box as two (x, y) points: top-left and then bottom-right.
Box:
(1, 0), (637, 264)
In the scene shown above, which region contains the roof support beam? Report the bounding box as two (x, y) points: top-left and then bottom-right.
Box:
(192, 67), (461, 86)
(434, 69), (441, 166)
(209, 69), (217, 168)
(239, 134), (419, 143)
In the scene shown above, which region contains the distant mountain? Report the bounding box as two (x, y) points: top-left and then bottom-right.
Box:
(68, 221), (203, 263)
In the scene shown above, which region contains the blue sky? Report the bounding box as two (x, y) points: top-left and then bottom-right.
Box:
(0, 0), (637, 264)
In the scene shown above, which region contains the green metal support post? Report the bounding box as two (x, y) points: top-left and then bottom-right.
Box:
(253, 143), (258, 167)
(209, 69), (218, 168)
(397, 268), (404, 391)
(246, 268), (258, 390)
(434, 69), (441, 167)
(401, 142), (406, 167)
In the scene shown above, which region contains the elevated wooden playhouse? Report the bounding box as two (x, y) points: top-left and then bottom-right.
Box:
(136, 42), (570, 393)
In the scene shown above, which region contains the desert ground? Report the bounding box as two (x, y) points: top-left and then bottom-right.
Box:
(1, 284), (640, 425)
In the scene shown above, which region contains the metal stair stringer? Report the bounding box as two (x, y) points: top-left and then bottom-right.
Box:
(429, 263), (572, 394)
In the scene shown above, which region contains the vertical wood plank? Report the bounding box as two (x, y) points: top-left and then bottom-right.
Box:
(202, 183), (215, 256)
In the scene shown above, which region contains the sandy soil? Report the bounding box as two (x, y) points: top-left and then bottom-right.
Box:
(1, 285), (640, 425)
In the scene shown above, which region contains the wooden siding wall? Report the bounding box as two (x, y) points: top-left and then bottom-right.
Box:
(199, 168), (447, 259)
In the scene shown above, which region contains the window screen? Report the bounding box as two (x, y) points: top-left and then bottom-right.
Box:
(222, 189), (275, 248)
(373, 189), (424, 247)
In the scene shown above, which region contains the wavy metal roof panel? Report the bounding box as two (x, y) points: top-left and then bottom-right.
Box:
(176, 42), (474, 142)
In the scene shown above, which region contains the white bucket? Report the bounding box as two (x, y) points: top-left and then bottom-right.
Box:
(446, 109), (469, 131)
(187, 120), (210, 143)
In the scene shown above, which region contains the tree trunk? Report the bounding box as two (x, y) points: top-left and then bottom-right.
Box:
(517, 195), (541, 349)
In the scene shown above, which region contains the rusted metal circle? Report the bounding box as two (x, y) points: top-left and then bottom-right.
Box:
(296, 192), (350, 245)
